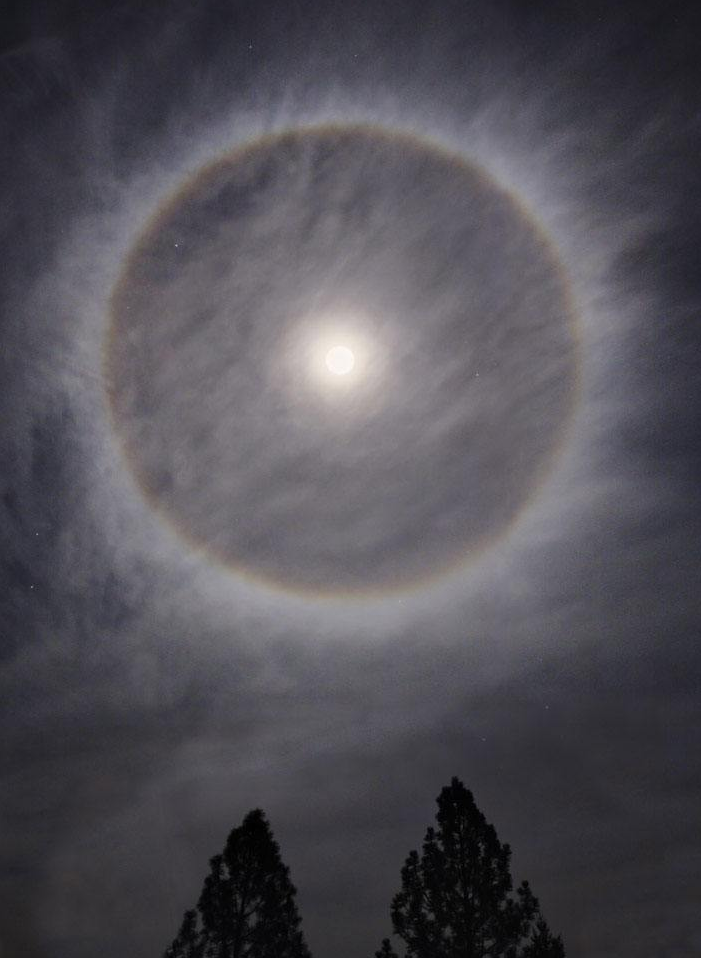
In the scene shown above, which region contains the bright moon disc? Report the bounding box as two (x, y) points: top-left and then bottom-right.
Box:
(325, 346), (355, 375)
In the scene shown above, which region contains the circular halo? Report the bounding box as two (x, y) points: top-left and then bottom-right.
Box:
(104, 124), (579, 598)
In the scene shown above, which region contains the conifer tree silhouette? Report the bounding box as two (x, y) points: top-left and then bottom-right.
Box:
(164, 809), (311, 958)
(376, 777), (565, 957)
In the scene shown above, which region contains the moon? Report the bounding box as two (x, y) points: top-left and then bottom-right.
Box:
(325, 346), (355, 376)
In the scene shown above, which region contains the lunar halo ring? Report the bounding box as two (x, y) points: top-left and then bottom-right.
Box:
(103, 122), (580, 602)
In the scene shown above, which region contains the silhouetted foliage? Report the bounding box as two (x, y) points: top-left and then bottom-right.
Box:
(522, 919), (565, 958)
(376, 777), (565, 957)
(375, 939), (400, 958)
(164, 808), (312, 958)
(166, 910), (203, 958)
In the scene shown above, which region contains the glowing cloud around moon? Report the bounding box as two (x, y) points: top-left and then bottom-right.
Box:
(104, 124), (579, 599)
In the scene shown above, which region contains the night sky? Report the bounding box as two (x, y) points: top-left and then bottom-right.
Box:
(2, 2), (700, 957)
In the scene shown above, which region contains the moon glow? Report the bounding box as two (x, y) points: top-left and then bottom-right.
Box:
(104, 124), (578, 597)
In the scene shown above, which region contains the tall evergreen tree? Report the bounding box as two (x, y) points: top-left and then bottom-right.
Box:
(164, 809), (312, 958)
(376, 778), (565, 958)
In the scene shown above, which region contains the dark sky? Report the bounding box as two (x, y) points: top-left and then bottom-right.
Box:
(1, 2), (700, 957)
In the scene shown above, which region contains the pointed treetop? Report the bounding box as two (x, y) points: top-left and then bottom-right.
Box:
(382, 777), (564, 958)
(164, 808), (311, 958)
